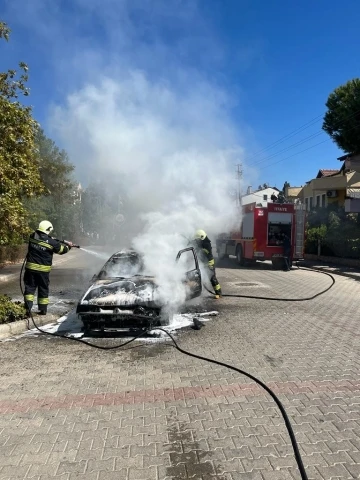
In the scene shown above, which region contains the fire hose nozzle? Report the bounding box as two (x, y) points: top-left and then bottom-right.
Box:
(63, 240), (81, 248)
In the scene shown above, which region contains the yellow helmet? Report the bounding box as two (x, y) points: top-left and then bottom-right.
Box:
(38, 220), (54, 234)
(194, 229), (207, 240)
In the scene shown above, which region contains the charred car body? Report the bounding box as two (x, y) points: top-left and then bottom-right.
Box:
(76, 248), (202, 331)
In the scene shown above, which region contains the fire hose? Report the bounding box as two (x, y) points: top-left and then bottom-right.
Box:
(17, 257), (336, 480)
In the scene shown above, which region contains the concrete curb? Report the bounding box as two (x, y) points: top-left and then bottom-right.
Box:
(302, 262), (360, 282)
(0, 314), (60, 340)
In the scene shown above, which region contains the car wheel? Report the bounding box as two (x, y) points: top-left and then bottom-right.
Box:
(236, 245), (245, 266)
(81, 319), (90, 334)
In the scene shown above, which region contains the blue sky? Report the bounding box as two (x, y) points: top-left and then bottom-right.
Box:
(1, 0), (360, 191)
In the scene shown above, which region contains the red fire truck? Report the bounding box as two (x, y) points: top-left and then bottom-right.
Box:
(216, 202), (306, 268)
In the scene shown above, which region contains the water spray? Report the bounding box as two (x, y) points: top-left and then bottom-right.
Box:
(80, 248), (111, 260)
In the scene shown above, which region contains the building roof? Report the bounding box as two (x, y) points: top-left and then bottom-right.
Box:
(316, 169), (339, 178)
(337, 153), (356, 161)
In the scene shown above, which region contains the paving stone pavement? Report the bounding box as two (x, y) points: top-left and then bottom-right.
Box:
(0, 263), (359, 480)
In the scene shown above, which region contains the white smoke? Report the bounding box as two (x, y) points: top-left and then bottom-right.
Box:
(6, 0), (250, 313)
(51, 74), (244, 311)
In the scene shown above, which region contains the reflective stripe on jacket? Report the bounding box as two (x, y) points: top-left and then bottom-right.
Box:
(25, 230), (70, 272)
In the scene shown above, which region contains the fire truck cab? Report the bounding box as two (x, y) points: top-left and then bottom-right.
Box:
(216, 202), (306, 269)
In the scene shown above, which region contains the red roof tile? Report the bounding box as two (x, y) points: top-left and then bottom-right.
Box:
(316, 169), (339, 178)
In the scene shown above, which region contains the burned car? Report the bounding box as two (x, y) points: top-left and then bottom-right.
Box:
(76, 248), (202, 332)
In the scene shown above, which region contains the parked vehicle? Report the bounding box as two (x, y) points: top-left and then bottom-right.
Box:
(216, 202), (306, 268)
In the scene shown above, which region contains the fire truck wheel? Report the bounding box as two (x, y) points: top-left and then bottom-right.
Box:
(236, 245), (245, 266)
(271, 258), (283, 270)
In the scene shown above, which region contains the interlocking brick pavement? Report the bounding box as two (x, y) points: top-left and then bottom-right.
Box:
(0, 264), (359, 479)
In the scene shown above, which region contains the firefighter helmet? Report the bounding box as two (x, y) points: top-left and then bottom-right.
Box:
(194, 229), (207, 240)
(38, 220), (54, 234)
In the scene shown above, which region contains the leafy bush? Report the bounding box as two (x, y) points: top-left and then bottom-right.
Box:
(305, 205), (360, 258)
(305, 225), (327, 254)
(0, 294), (27, 324)
(0, 244), (27, 265)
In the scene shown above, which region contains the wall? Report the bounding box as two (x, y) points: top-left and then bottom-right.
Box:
(299, 177), (346, 210)
(242, 188), (279, 206)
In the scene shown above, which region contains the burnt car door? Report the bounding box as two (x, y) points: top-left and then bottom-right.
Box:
(176, 247), (202, 300)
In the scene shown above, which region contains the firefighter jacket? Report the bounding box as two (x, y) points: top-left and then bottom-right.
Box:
(25, 230), (71, 273)
(194, 236), (215, 268)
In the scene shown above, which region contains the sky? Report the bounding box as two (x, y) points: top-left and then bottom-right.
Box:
(1, 0), (360, 191)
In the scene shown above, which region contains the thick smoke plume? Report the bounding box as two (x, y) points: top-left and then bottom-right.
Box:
(5, 0), (248, 312)
(51, 73), (243, 310)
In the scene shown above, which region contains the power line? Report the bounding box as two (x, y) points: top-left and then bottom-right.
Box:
(251, 130), (324, 168)
(243, 113), (324, 163)
(246, 108), (360, 170)
(260, 139), (330, 171)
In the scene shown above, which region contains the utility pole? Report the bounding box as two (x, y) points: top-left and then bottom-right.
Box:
(235, 163), (243, 208)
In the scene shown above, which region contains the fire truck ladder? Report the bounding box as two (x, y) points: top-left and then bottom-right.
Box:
(294, 204), (306, 259)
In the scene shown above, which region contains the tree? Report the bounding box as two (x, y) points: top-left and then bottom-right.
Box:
(282, 181), (290, 193)
(323, 78), (360, 154)
(0, 21), (44, 244)
(24, 129), (80, 240)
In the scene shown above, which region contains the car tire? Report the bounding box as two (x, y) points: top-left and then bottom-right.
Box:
(272, 258), (283, 270)
(236, 245), (245, 266)
(82, 319), (90, 334)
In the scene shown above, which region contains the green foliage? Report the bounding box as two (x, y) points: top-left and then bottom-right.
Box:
(0, 244), (27, 264)
(80, 179), (129, 245)
(23, 129), (80, 240)
(0, 22), (10, 41)
(305, 224), (327, 254)
(282, 181), (290, 193)
(323, 78), (360, 153)
(0, 20), (44, 245)
(35, 129), (75, 197)
(0, 294), (27, 324)
(305, 205), (360, 258)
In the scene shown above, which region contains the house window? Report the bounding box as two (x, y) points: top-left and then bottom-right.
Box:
(309, 197), (313, 209)
(263, 194), (268, 201)
(321, 194), (326, 207)
(316, 195), (320, 207)
(305, 198), (309, 210)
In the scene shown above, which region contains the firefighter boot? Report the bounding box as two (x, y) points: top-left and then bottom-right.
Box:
(24, 301), (33, 315)
(215, 287), (222, 299)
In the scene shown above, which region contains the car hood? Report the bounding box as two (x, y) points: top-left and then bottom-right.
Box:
(79, 275), (161, 307)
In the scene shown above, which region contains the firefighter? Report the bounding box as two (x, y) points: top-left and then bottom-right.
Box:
(281, 232), (292, 271)
(192, 230), (222, 298)
(24, 220), (73, 315)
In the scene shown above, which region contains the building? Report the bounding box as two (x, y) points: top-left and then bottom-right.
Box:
(285, 186), (303, 203)
(337, 153), (360, 212)
(296, 164), (360, 212)
(241, 186), (280, 206)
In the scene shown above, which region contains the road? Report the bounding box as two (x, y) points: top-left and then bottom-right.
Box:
(0, 250), (359, 480)
(1, 247), (109, 318)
